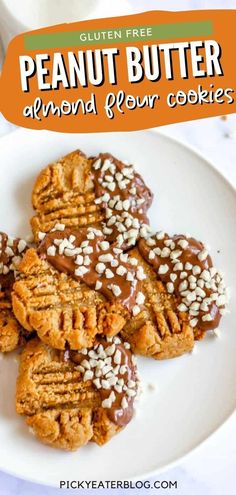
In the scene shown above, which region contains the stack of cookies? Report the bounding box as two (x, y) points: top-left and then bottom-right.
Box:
(0, 150), (229, 451)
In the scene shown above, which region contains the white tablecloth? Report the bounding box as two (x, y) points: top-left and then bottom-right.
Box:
(0, 1), (236, 494)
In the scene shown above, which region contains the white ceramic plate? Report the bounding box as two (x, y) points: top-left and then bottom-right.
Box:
(0, 129), (235, 487)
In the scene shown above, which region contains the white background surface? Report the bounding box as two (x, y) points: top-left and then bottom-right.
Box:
(0, 0), (235, 494)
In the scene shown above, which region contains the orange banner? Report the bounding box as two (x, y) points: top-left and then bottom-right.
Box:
(0, 10), (235, 132)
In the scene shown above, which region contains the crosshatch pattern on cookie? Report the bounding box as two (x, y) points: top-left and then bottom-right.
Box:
(12, 245), (194, 359)
(12, 248), (128, 350)
(31, 150), (105, 240)
(37, 226), (147, 313)
(16, 337), (138, 451)
(120, 248), (195, 359)
(138, 232), (229, 335)
(30, 150), (153, 249)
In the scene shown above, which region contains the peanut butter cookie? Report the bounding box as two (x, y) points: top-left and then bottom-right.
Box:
(31, 150), (104, 241)
(138, 232), (228, 337)
(16, 337), (138, 451)
(12, 226), (193, 358)
(12, 245), (128, 350)
(31, 150), (153, 248)
(120, 247), (195, 359)
(121, 232), (228, 358)
(13, 225), (228, 359)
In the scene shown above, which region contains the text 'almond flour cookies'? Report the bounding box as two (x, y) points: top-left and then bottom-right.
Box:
(16, 336), (138, 451)
(31, 150), (153, 249)
(0, 232), (29, 352)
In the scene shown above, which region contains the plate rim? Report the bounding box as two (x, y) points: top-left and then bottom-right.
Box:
(0, 411), (235, 487)
(0, 127), (235, 487)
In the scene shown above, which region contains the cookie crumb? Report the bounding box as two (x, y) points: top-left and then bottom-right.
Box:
(147, 383), (156, 392)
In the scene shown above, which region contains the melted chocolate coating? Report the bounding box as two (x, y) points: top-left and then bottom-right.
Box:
(139, 234), (223, 332)
(92, 153), (153, 246)
(62, 339), (137, 428)
(38, 227), (140, 311)
(0, 232), (27, 292)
